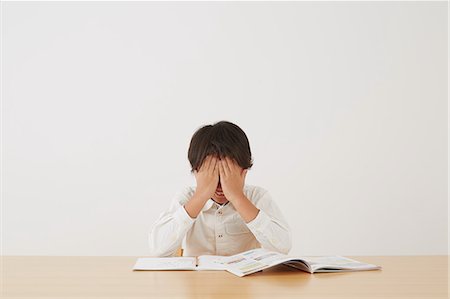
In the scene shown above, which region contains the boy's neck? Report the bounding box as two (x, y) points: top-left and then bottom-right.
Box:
(211, 198), (229, 206)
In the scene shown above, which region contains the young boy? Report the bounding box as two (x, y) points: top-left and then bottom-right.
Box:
(148, 121), (292, 257)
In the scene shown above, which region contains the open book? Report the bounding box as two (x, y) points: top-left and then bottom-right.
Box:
(133, 248), (382, 277)
(133, 255), (228, 271)
(223, 248), (382, 277)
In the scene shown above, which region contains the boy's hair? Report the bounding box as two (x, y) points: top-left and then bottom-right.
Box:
(188, 121), (253, 173)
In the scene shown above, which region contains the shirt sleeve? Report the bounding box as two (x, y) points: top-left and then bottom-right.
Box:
(245, 190), (292, 254)
(148, 189), (196, 257)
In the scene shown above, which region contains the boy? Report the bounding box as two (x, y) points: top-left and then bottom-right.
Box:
(148, 121), (292, 257)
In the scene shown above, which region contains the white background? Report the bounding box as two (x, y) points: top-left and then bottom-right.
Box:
(2, 1), (448, 256)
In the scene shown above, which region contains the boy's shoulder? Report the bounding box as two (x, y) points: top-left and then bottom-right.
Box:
(243, 184), (270, 200)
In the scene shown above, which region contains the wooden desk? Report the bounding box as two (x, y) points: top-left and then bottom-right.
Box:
(2, 256), (448, 298)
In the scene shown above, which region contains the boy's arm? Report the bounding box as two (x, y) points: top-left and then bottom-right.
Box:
(218, 157), (291, 254)
(149, 155), (218, 257)
(184, 192), (211, 218)
(148, 190), (199, 257)
(232, 191), (292, 255)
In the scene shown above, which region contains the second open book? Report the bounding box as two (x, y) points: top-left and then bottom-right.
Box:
(133, 248), (381, 277)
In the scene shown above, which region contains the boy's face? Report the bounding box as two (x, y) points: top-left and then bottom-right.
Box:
(205, 154), (228, 204)
(201, 154), (244, 205)
(212, 180), (228, 204)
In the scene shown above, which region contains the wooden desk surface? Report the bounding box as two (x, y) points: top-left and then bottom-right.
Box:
(2, 256), (448, 298)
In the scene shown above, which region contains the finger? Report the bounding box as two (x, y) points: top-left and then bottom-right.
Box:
(231, 158), (242, 172)
(209, 156), (218, 172)
(202, 155), (212, 172)
(207, 155), (214, 171)
(218, 159), (225, 177)
(199, 156), (209, 172)
(221, 159), (230, 177)
(223, 157), (233, 174)
(214, 160), (219, 176)
(230, 157), (240, 170)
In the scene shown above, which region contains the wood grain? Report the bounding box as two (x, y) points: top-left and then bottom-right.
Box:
(1, 256), (448, 298)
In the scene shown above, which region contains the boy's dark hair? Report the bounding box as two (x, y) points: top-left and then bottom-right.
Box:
(188, 121), (253, 173)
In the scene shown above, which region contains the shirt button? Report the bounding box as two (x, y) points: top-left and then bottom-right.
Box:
(218, 234), (223, 238)
(218, 211), (223, 215)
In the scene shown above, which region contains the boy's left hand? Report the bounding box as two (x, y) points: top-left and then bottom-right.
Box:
(218, 157), (248, 202)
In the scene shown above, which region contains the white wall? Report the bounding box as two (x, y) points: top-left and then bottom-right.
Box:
(2, 1), (447, 256)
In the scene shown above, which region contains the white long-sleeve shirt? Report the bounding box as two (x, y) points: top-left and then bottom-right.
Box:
(148, 184), (292, 257)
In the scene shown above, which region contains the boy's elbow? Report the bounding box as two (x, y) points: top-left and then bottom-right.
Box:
(280, 240), (292, 255)
(148, 232), (179, 257)
(273, 237), (291, 255)
(278, 228), (292, 254)
(148, 241), (173, 257)
(148, 248), (173, 257)
(148, 236), (161, 257)
(262, 224), (292, 254)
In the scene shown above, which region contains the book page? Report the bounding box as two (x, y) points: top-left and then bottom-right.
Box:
(223, 248), (286, 277)
(133, 257), (197, 271)
(248, 250), (294, 267)
(222, 250), (382, 276)
(298, 256), (381, 272)
(196, 255), (228, 271)
(225, 256), (267, 277)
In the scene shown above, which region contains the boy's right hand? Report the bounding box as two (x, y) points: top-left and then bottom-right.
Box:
(193, 155), (219, 200)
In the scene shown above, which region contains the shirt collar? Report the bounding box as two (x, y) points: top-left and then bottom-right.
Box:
(201, 198), (229, 212)
(201, 199), (215, 212)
